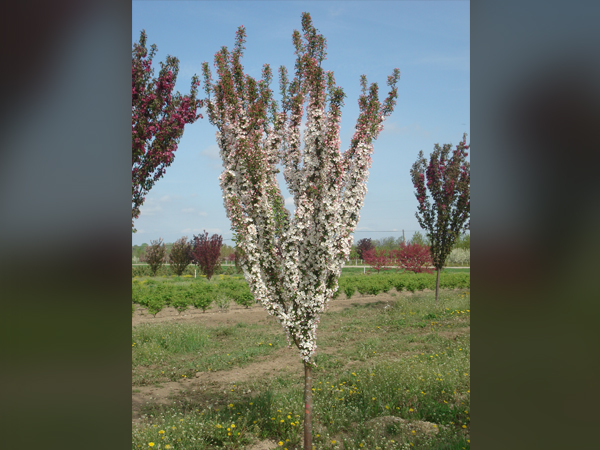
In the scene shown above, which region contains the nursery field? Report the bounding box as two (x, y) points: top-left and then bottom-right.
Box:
(132, 275), (470, 450)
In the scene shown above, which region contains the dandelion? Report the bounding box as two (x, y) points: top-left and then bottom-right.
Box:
(148, 444), (155, 448)
(279, 442), (284, 446)
(158, 430), (165, 434)
(462, 425), (467, 428)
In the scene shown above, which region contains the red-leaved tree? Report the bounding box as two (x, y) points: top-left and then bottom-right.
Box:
(132, 30), (203, 231)
(394, 243), (433, 274)
(191, 231), (223, 280)
(168, 236), (193, 276)
(356, 238), (374, 260)
(363, 248), (392, 273)
(140, 238), (167, 276)
(410, 134), (470, 302)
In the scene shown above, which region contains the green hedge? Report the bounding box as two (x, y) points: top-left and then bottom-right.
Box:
(132, 276), (253, 317)
(133, 272), (470, 316)
(334, 272), (469, 299)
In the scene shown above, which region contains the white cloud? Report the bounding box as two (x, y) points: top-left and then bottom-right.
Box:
(285, 197), (295, 208)
(139, 199), (162, 216)
(181, 207), (195, 213)
(201, 144), (220, 160)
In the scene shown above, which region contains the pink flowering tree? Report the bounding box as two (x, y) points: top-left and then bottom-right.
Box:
(202, 13), (399, 449)
(410, 134), (470, 302)
(363, 247), (392, 273)
(394, 242), (433, 274)
(132, 30), (203, 232)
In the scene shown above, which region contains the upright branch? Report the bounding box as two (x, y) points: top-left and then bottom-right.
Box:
(132, 30), (203, 231)
(203, 13), (399, 364)
(410, 135), (470, 301)
(202, 13), (400, 450)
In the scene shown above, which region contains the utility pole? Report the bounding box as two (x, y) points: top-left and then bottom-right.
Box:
(402, 229), (405, 243)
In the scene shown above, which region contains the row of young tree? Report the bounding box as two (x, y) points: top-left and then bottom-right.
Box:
(350, 232), (469, 259)
(132, 14), (468, 448)
(140, 231), (226, 280)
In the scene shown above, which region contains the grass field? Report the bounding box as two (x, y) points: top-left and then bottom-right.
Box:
(132, 287), (470, 449)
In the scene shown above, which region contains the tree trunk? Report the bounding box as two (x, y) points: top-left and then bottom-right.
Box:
(304, 361), (313, 450)
(435, 267), (441, 304)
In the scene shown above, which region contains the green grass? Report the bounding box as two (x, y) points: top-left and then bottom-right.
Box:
(132, 290), (470, 449)
(132, 321), (288, 386)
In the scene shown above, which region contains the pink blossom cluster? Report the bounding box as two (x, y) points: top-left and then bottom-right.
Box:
(202, 14), (400, 362)
(131, 30), (202, 229)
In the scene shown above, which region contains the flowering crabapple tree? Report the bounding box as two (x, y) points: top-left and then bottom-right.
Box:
(191, 231), (223, 280)
(363, 247), (392, 273)
(410, 134), (470, 302)
(202, 13), (400, 449)
(132, 30), (203, 232)
(394, 242), (433, 274)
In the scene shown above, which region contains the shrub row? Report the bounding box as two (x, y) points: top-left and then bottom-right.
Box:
(132, 276), (254, 316)
(132, 264), (240, 278)
(334, 272), (470, 299)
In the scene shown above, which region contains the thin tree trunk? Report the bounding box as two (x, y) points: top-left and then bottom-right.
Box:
(304, 361), (313, 450)
(435, 267), (441, 304)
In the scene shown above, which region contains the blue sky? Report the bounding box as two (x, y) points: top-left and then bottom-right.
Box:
(132, 1), (470, 246)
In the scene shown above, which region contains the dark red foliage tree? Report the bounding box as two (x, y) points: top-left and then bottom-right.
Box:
(191, 231), (223, 280)
(132, 30), (203, 231)
(363, 247), (392, 273)
(394, 243), (433, 274)
(356, 238), (374, 260)
(168, 236), (193, 276)
(410, 134), (470, 302)
(140, 238), (167, 276)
